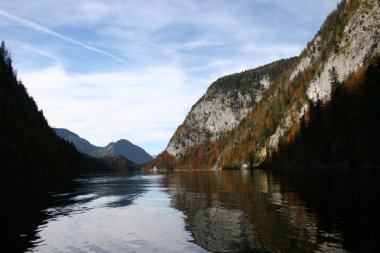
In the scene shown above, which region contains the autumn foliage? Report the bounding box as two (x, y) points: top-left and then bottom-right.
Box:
(146, 0), (377, 171)
(268, 55), (380, 169)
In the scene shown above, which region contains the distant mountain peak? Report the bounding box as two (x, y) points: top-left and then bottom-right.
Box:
(54, 128), (79, 138)
(54, 128), (153, 164)
(117, 139), (131, 143)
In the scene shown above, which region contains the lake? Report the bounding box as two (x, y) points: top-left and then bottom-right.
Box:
(10, 169), (380, 252)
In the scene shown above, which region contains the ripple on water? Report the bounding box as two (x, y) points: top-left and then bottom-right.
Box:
(29, 174), (208, 253)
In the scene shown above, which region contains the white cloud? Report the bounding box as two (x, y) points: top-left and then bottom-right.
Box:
(180, 40), (226, 50)
(1, 0), (341, 155)
(19, 64), (205, 154)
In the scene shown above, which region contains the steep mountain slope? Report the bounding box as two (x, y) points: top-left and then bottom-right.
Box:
(150, 0), (380, 170)
(55, 128), (153, 164)
(0, 43), (139, 249)
(267, 55), (380, 169)
(292, 0), (380, 101)
(0, 42), (87, 186)
(167, 58), (297, 156)
(54, 128), (100, 156)
(0, 41), (89, 249)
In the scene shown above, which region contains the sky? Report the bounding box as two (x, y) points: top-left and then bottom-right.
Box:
(0, 0), (340, 155)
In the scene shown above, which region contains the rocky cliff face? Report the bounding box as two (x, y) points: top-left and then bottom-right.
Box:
(155, 0), (380, 170)
(262, 0), (380, 157)
(167, 77), (265, 156)
(294, 0), (380, 101)
(166, 59), (297, 156)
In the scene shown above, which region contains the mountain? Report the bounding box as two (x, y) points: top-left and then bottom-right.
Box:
(99, 139), (153, 164)
(0, 45), (137, 249)
(54, 128), (100, 156)
(267, 55), (380, 169)
(0, 41), (138, 187)
(149, 0), (380, 170)
(166, 58), (297, 156)
(0, 41), (91, 249)
(83, 154), (138, 172)
(54, 128), (153, 164)
(0, 42), (87, 187)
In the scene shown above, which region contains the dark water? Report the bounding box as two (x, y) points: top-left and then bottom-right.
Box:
(163, 170), (380, 252)
(8, 170), (380, 252)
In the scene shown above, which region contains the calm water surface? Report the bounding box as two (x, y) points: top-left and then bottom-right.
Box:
(21, 170), (380, 252)
(28, 174), (206, 253)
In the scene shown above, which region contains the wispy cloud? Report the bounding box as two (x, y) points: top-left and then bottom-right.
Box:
(0, 0), (341, 154)
(0, 9), (128, 66)
(18, 64), (205, 155)
(19, 44), (61, 63)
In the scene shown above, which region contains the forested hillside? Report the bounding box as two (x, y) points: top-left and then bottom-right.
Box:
(0, 41), (90, 249)
(0, 42), (87, 189)
(266, 55), (380, 169)
(166, 57), (298, 157)
(148, 0), (380, 171)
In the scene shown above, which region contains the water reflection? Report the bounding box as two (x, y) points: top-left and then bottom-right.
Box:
(8, 170), (380, 252)
(277, 169), (380, 252)
(163, 170), (380, 252)
(28, 173), (207, 253)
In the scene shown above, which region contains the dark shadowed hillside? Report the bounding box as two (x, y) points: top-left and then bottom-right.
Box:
(0, 41), (140, 250)
(0, 41), (88, 251)
(54, 128), (100, 156)
(0, 42), (87, 189)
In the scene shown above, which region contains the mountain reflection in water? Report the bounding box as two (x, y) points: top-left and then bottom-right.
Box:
(163, 170), (380, 252)
(9, 170), (380, 252)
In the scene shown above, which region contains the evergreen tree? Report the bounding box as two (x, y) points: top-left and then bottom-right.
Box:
(329, 67), (342, 100)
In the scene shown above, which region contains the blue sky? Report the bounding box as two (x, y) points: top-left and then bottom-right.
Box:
(0, 0), (340, 155)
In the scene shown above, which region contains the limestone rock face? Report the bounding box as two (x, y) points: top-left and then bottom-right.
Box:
(292, 0), (380, 101)
(289, 35), (322, 81)
(162, 0), (380, 168)
(260, 0), (380, 159)
(166, 72), (271, 156)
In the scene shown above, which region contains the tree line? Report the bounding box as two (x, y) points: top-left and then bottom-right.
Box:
(266, 55), (380, 169)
